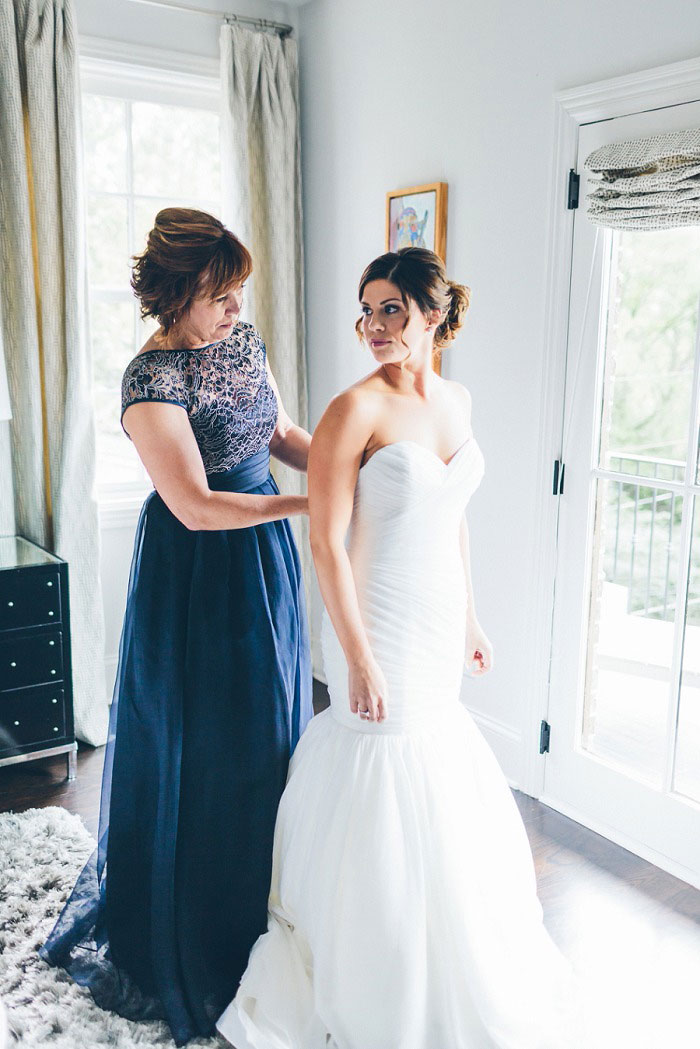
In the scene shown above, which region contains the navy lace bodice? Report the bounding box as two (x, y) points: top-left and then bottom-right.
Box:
(121, 322), (278, 473)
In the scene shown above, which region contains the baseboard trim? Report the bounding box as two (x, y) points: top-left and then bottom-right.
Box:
(466, 707), (522, 789)
(539, 791), (700, 891)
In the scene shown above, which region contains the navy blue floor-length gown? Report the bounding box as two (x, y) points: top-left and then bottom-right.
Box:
(40, 322), (313, 1045)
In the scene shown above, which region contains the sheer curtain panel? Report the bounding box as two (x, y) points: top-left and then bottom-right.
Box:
(0, 0), (108, 744)
(219, 23), (309, 542)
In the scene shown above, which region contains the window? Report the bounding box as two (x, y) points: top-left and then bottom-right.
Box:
(80, 57), (221, 503)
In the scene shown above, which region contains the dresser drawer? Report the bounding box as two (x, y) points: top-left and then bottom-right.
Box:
(0, 685), (67, 754)
(0, 631), (64, 691)
(0, 568), (61, 631)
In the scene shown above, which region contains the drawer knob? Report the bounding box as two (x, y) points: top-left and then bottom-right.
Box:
(52, 698), (57, 704)
(47, 581), (53, 587)
(48, 611), (54, 617)
(7, 601), (13, 607)
(53, 727), (59, 732)
(49, 641), (55, 647)
(10, 662), (16, 668)
(50, 669), (56, 676)
(13, 720), (19, 726)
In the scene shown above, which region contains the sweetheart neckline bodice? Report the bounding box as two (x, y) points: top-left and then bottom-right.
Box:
(359, 435), (475, 472)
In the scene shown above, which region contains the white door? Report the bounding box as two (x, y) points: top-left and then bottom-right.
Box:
(543, 100), (700, 888)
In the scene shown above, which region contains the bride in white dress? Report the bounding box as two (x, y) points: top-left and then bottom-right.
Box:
(218, 247), (582, 1049)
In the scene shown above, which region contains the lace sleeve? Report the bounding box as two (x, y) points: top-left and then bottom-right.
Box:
(121, 352), (190, 428)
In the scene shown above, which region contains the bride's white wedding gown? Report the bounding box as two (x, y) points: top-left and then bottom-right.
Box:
(217, 436), (581, 1049)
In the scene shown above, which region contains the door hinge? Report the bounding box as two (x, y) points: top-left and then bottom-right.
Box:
(552, 459), (565, 495)
(539, 720), (551, 754)
(567, 169), (580, 210)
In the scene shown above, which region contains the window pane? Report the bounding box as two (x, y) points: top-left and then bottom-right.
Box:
(87, 193), (130, 289)
(90, 298), (142, 485)
(581, 477), (684, 786)
(83, 95), (127, 193)
(673, 498), (700, 803)
(131, 102), (220, 200)
(82, 89), (221, 498)
(599, 227), (700, 473)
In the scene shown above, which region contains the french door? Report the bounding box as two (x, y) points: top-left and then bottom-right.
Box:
(543, 99), (700, 887)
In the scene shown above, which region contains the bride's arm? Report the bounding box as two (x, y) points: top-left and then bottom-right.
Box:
(308, 391), (388, 722)
(459, 517), (494, 675)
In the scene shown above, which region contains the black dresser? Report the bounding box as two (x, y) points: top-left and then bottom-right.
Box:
(0, 536), (77, 780)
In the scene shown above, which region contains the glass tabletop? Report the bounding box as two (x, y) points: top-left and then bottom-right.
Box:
(0, 536), (61, 570)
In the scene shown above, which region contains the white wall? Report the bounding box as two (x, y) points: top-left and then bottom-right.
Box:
(296, 0), (700, 785)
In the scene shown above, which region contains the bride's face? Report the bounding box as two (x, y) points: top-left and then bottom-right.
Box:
(360, 279), (433, 363)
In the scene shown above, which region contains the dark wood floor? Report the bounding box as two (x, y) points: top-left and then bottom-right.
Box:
(2, 679), (699, 1042)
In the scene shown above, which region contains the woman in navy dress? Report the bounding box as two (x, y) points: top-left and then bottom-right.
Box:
(41, 208), (313, 1044)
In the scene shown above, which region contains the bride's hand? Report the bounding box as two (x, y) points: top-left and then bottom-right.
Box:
(348, 658), (388, 723)
(465, 620), (493, 676)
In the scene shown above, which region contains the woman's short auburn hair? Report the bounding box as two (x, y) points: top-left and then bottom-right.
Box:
(131, 207), (253, 336)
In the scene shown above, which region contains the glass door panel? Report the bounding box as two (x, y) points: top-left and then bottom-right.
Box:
(582, 479), (683, 786)
(599, 227), (700, 474)
(674, 499), (700, 803)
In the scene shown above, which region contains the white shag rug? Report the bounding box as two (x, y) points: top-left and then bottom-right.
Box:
(0, 807), (227, 1048)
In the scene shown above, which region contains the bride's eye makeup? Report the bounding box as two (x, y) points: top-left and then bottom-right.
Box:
(360, 301), (403, 317)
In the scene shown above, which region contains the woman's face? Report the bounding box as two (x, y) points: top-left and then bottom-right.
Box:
(360, 279), (432, 364)
(183, 281), (245, 345)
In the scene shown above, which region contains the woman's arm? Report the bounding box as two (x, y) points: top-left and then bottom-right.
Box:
(266, 360), (311, 472)
(459, 516), (493, 675)
(123, 401), (307, 530)
(308, 390), (388, 721)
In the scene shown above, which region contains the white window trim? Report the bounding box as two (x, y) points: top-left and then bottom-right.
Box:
(524, 55), (700, 801)
(80, 37), (221, 516)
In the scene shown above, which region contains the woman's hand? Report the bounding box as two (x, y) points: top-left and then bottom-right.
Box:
(465, 620), (493, 677)
(348, 657), (389, 723)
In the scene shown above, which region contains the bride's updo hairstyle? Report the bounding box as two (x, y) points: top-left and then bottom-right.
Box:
(356, 247), (470, 351)
(131, 207), (253, 337)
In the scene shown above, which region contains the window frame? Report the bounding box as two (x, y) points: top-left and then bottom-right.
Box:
(79, 44), (221, 513)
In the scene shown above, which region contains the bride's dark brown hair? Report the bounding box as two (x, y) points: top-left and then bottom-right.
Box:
(356, 247), (470, 351)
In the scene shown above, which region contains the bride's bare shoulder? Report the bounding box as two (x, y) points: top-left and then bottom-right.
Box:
(443, 377), (471, 400)
(314, 380), (384, 453)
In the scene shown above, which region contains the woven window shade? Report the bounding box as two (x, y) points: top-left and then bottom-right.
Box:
(584, 128), (700, 230)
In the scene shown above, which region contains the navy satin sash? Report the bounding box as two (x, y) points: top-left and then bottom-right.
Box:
(206, 448), (271, 493)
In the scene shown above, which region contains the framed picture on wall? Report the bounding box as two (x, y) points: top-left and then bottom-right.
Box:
(385, 182), (448, 261)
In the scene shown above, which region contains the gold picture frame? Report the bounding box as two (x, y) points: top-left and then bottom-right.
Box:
(385, 182), (448, 372)
(385, 181), (448, 261)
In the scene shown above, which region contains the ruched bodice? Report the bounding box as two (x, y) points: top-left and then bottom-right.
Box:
(322, 437), (485, 734)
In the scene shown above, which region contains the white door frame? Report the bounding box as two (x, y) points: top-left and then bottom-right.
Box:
(524, 56), (700, 802)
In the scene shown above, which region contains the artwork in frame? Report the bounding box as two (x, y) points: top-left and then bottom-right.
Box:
(385, 181), (448, 261)
(386, 182), (448, 373)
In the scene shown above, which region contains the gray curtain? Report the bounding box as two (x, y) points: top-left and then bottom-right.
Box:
(585, 129), (700, 230)
(0, 0), (108, 745)
(219, 23), (309, 526)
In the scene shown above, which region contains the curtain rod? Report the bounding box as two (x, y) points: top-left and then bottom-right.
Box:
(127, 0), (293, 37)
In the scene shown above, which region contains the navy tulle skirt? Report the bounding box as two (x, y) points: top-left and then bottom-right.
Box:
(40, 448), (313, 1044)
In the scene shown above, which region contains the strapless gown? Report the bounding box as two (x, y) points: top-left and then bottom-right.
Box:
(217, 437), (582, 1049)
